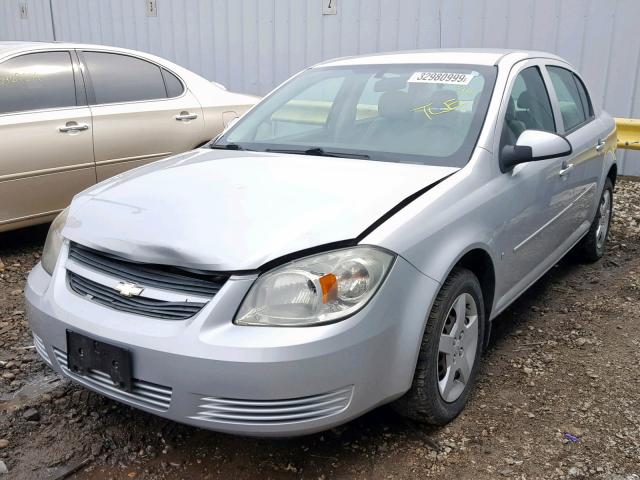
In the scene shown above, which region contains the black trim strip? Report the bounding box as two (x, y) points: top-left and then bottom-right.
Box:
(75, 50), (96, 105)
(256, 239), (357, 274)
(355, 172), (454, 242)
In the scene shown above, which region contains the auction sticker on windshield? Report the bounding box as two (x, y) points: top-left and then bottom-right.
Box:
(408, 71), (476, 85)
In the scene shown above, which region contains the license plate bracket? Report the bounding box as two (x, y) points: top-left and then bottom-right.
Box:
(66, 330), (133, 392)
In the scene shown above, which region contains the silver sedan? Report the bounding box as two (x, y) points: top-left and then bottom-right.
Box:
(27, 49), (616, 436)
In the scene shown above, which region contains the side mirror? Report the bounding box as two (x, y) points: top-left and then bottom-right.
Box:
(501, 130), (572, 172)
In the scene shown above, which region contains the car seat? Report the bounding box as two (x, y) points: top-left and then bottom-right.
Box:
(363, 90), (419, 152)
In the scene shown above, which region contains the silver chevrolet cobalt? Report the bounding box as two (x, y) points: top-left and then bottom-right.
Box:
(27, 50), (617, 436)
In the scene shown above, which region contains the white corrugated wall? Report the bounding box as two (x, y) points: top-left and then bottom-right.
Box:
(1, 0), (639, 174)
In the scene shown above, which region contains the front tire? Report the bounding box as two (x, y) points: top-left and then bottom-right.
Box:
(392, 267), (485, 425)
(575, 177), (613, 263)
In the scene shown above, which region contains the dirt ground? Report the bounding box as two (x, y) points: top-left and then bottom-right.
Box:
(1, 179), (639, 480)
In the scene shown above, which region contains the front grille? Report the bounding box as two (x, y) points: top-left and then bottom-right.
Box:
(189, 386), (354, 425)
(68, 242), (227, 297)
(54, 348), (172, 411)
(68, 271), (205, 320)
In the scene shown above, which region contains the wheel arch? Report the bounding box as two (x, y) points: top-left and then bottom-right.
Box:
(441, 246), (496, 349)
(606, 163), (617, 187)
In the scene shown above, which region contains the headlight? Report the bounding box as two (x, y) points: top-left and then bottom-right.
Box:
(41, 208), (69, 275)
(235, 246), (395, 327)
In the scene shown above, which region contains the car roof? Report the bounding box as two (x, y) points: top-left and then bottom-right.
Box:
(315, 48), (567, 68)
(0, 41), (51, 55)
(0, 41), (162, 59)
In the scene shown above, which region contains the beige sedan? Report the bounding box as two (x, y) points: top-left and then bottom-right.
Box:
(0, 42), (258, 232)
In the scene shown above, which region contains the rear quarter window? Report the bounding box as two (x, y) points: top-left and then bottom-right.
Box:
(161, 68), (184, 98)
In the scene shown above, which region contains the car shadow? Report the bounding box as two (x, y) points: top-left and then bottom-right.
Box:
(486, 256), (583, 350)
(0, 224), (49, 256)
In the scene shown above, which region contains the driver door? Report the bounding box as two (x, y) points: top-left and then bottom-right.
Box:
(494, 62), (575, 302)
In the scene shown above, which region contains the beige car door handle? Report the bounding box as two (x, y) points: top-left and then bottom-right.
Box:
(559, 163), (574, 176)
(59, 123), (89, 133)
(175, 112), (198, 121)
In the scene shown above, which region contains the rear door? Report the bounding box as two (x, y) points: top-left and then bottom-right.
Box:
(543, 63), (603, 230)
(79, 50), (205, 181)
(0, 50), (95, 231)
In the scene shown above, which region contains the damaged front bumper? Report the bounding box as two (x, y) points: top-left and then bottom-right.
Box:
(26, 243), (439, 437)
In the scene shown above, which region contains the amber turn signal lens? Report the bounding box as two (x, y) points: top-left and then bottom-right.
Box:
(319, 273), (338, 304)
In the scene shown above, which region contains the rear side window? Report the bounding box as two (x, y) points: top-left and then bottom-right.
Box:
(547, 66), (590, 132)
(161, 68), (184, 98)
(83, 52), (167, 104)
(573, 74), (594, 119)
(0, 51), (76, 114)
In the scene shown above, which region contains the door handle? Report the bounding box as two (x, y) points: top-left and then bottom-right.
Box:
(595, 139), (606, 152)
(559, 163), (574, 176)
(59, 123), (89, 133)
(175, 112), (198, 121)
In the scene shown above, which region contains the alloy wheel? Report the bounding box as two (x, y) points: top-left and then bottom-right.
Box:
(437, 293), (479, 403)
(596, 189), (611, 250)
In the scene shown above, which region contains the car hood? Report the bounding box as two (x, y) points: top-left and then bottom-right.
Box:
(64, 150), (457, 271)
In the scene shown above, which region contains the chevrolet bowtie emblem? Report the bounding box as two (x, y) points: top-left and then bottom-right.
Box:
(114, 282), (144, 297)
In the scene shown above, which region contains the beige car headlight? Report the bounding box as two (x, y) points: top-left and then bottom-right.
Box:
(41, 208), (69, 275)
(235, 246), (395, 327)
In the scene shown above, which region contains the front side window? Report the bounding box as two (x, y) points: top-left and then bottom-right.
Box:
(547, 66), (589, 132)
(500, 66), (555, 150)
(219, 64), (497, 167)
(0, 51), (76, 114)
(83, 52), (167, 105)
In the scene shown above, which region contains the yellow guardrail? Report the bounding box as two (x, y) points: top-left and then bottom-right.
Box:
(616, 118), (640, 150)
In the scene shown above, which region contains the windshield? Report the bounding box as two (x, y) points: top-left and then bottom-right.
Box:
(217, 63), (497, 167)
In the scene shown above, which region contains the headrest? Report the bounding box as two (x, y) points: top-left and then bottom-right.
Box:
(517, 91), (534, 110)
(407, 82), (434, 105)
(374, 76), (407, 92)
(430, 89), (459, 107)
(378, 91), (412, 120)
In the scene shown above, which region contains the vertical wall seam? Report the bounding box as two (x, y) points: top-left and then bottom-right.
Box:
(626, 16), (640, 118)
(601, 1), (617, 109)
(49, 0), (57, 40)
(438, 0), (442, 48)
(271, 0), (276, 86)
(577, 0), (589, 71)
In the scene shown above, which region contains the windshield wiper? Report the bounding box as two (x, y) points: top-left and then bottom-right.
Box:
(265, 147), (370, 160)
(209, 142), (246, 150)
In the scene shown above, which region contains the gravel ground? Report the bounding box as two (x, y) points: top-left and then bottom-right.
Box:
(0, 179), (639, 480)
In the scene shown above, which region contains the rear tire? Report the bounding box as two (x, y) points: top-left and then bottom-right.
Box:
(392, 267), (485, 425)
(574, 177), (613, 263)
